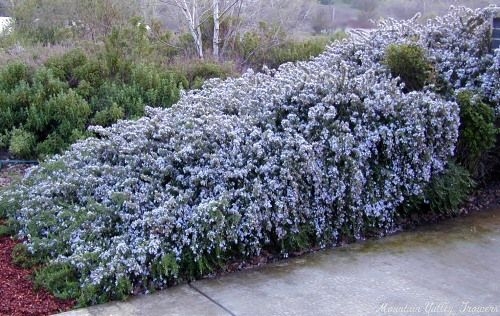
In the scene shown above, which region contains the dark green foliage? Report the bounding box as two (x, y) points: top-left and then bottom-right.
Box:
(0, 225), (14, 237)
(114, 277), (133, 300)
(0, 47), (184, 158)
(91, 103), (125, 127)
(151, 253), (180, 281)
(30, 67), (69, 103)
(100, 20), (173, 81)
(0, 211), (18, 237)
(103, 28), (134, 80)
(27, 90), (91, 157)
(384, 44), (430, 92)
(76, 276), (132, 306)
(74, 60), (107, 90)
(281, 224), (316, 253)
(90, 82), (144, 119)
(0, 131), (9, 149)
(455, 91), (498, 178)
(237, 28), (336, 70)
(423, 163), (475, 214)
(264, 37), (333, 70)
(178, 61), (235, 89)
(45, 49), (89, 83)
(9, 128), (36, 158)
(400, 162), (475, 220)
(34, 263), (80, 300)
(130, 64), (186, 107)
(0, 63), (32, 91)
(178, 249), (223, 281)
(11, 243), (44, 268)
(0, 81), (31, 131)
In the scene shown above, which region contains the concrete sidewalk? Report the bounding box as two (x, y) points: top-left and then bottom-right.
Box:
(59, 208), (500, 316)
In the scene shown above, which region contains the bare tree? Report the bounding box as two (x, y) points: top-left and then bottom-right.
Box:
(213, 0), (220, 58)
(160, 0), (209, 58)
(160, 0), (242, 59)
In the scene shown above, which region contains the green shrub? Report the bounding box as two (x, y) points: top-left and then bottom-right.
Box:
(177, 61), (235, 89)
(26, 90), (91, 157)
(0, 216), (18, 237)
(11, 243), (44, 268)
(90, 82), (145, 118)
(0, 224), (15, 237)
(238, 35), (333, 70)
(73, 60), (107, 89)
(151, 253), (180, 281)
(0, 130), (10, 149)
(101, 25), (154, 80)
(34, 263), (80, 300)
(35, 133), (68, 158)
(9, 128), (36, 158)
(280, 224), (316, 254)
(130, 64), (185, 106)
(0, 63), (32, 91)
(91, 103), (125, 127)
(424, 162), (475, 214)
(263, 37), (332, 69)
(46, 50), (106, 91)
(400, 162), (475, 220)
(384, 44), (430, 92)
(0, 81), (32, 132)
(455, 91), (498, 178)
(0, 82), (31, 137)
(0, 90), (26, 138)
(88, 64), (184, 121)
(30, 67), (69, 106)
(45, 49), (88, 82)
(0, 48), (185, 159)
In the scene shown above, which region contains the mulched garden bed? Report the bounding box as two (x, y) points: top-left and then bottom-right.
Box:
(1, 164), (75, 316)
(0, 236), (75, 316)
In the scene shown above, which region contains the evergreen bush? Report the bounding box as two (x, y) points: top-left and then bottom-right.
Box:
(0, 49), (185, 158)
(384, 44), (430, 92)
(8, 128), (36, 158)
(455, 91), (498, 177)
(1, 5), (499, 306)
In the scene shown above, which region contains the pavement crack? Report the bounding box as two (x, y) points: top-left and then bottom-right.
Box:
(189, 283), (237, 316)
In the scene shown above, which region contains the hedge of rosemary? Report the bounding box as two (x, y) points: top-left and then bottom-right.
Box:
(0, 6), (499, 305)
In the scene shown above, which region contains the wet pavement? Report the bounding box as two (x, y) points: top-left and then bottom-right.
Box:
(58, 208), (500, 316)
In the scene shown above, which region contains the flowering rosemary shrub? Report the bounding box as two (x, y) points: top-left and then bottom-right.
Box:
(0, 6), (498, 305)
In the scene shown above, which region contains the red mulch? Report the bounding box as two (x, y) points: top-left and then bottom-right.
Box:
(1, 164), (75, 316)
(0, 237), (75, 316)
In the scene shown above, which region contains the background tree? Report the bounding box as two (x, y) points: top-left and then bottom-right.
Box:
(159, 0), (242, 59)
(160, 0), (208, 59)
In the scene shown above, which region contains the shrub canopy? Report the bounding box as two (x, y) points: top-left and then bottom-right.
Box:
(1, 6), (499, 305)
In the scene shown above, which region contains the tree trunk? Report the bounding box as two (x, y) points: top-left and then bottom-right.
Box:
(213, 0), (220, 59)
(175, 0), (204, 59)
(195, 22), (204, 59)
